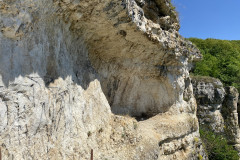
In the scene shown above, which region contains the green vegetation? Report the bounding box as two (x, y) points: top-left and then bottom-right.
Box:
(200, 127), (239, 160)
(198, 154), (203, 160)
(189, 38), (240, 92)
(188, 38), (240, 159)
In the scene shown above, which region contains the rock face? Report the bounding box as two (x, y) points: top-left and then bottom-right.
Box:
(222, 87), (240, 152)
(0, 0), (206, 159)
(192, 76), (240, 152)
(192, 76), (226, 132)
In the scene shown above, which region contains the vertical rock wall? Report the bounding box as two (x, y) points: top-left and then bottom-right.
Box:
(0, 1), (111, 159)
(192, 76), (226, 132)
(192, 76), (240, 153)
(0, 0), (206, 159)
(222, 87), (240, 152)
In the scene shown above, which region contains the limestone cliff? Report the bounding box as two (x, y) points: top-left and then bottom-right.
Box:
(0, 0), (205, 159)
(192, 76), (226, 132)
(192, 76), (240, 153)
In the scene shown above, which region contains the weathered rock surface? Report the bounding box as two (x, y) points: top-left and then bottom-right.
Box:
(192, 76), (240, 153)
(0, 0), (206, 159)
(222, 87), (240, 152)
(192, 76), (226, 132)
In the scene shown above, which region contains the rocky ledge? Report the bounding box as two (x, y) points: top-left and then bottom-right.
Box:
(0, 0), (205, 159)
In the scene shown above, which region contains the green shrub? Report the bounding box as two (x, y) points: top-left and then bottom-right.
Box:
(189, 38), (240, 92)
(199, 127), (239, 160)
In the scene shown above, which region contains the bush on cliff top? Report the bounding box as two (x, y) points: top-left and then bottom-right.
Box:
(189, 38), (240, 92)
(200, 127), (239, 160)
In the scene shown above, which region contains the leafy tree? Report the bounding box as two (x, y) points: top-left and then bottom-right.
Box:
(189, 38), (240, 92)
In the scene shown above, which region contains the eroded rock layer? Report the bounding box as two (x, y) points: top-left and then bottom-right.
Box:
(0, 0), (205, 159)
(192, 76), (226, 132)
(192, 76), (240, 153)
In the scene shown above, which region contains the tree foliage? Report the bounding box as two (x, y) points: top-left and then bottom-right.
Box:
(200, 127), (239, 160)
(189, 38), (240, 92)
